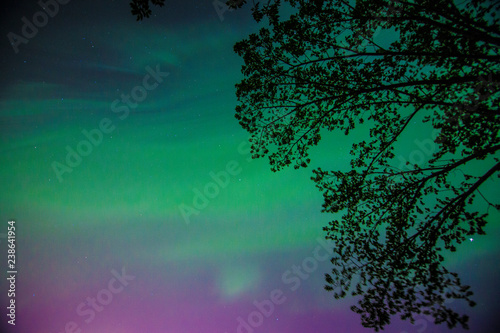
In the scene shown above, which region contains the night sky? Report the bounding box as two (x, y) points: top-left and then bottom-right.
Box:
(1, 1), (499, 332)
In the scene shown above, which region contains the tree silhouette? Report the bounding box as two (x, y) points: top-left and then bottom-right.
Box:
(233, 0), (499, 330)
(129, 0), (246, 20)
(130, 0), (165, 21)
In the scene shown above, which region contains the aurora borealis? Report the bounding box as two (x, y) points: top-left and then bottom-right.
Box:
(1, 0), (499, 332)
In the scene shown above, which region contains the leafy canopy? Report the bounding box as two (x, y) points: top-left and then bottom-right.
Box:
(130, 0), (165, 21)
(233, 0), (499, 330)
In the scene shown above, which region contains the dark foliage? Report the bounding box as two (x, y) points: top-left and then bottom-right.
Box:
(130, 0), (165, 21)
(233, 0), (500, 330)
